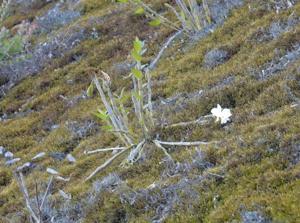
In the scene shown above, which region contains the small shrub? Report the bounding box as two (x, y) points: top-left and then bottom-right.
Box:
(0, 27), (24, 62)
(85, 37), (216, 181)
(118, 0), (212, 36)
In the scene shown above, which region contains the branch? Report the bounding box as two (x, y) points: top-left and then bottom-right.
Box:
(34, 181), (41, 222)
(155, 140), (214, 146)
(84, 147), (127, 155)
(144, 29), (183, 119)
(15, 172), (40, 223)
(126, 140), (146, 163)
(153, 140), (173, 161)
(85, 146), (131, 181)
(39, 176), (54, 211)
(147, 30), (183, 71)
(206, 172), (224, 178)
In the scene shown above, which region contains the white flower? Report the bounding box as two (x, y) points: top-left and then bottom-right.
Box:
(211, 104), (232, 124)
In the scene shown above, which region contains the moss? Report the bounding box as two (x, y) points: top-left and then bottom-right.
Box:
(0, 168), (12, 187)
(84, 192), (126, 223)
(0, 0), (300, 222)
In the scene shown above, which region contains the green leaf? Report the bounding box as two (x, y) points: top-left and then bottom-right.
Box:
(134, 7), (145, 15)
(180, 10), (185, 20)
(86, 82), (94, 97)
(131, 49), (142, 62)
(94, 110), (109, 121)
(149, 18), (161, 27)
(133, 37), (143, 54)
(102, 125), (113, 131)
(117, 0), (128, 3)
(132, 91), (142, 101)
(131, 68), (143, 79)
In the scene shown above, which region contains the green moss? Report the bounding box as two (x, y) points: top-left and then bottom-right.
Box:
(1, 0), (300, 222)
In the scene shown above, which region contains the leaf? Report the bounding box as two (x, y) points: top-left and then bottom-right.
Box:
(132, 91), (142, 101)
(131, 49), (142, 62)
(87, 82), (94, 97)
(102, 125), (113, 131)
(131, 68), (143, 79)
(133, 37), (143, 54)
(117, 0), (128, 3)
(94, 110), (109, 121)
(149, 18), (161, 27)
(134, 7), (145, 15)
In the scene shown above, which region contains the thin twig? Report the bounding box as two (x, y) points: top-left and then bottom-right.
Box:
(206, 172), (225, 178)
(126, 140), (146, 163)
(34, 181), (41, 222)
(155, 140), (213, 146)
(153, 140), (173, 161)
(39, 176), (54, 211)
(145, 29), (183, 119)
(147, 30), (183, 71)
(15, 172), (40, 223)
(84, 147), (127, 155)
(85, 146), (132, 181)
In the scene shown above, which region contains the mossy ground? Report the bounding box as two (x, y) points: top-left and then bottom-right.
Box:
(0, 0), (300, 222)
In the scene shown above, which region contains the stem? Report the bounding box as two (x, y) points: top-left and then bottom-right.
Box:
(94, 77), (130, 146)
(39, 176), (54, 211)
(145, 29), (183, 122)
(126, 140), (146, 163)
(149, 30), (183, 71)
(15, 172), (40, 223)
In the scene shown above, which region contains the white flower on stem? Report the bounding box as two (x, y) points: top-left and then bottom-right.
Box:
(211, 104), (232, 124)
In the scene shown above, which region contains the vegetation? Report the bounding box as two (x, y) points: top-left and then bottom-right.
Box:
(85, 37), (216, 181)
(0, 0), (24, 64)
(0, 27), (24, 62)
(0, 0), (299, 222)
(118, 0), (212, 35)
